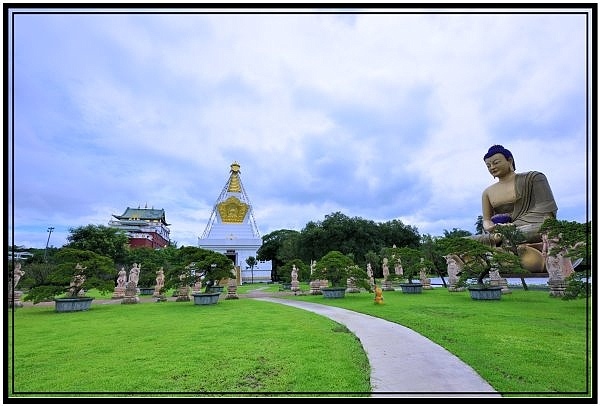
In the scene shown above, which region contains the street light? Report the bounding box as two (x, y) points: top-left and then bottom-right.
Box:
(44, 227), (54, 263)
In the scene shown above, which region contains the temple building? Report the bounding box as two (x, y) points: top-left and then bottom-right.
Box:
(109, 206), (171, 249)
(198, 162), (272, 283)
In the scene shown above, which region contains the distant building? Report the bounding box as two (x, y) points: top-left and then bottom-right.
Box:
(198, 162), (272, 283)
(109, 206), (171, 249)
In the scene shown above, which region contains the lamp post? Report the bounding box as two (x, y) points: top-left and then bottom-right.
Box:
(44, 227), (54, 263)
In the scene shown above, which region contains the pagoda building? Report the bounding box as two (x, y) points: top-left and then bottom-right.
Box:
(198, 162), (272, 283)
(109, 206), (171, 249)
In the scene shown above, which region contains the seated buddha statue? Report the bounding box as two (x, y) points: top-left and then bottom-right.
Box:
(479, 144), (558, 272)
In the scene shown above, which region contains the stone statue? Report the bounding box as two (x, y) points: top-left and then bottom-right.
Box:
(444, 254), (465, 292)
(10, 263), (25, 291)
(155, 267), (165, 289)
(128, 263), (140, 288)
(481, 144), (557, 245)
(291, 265), (300, 292)
(153, 267), (167, 301)
(394, 258), (404, 276)
(9, 263), (26, 308)
(310, 260), (316, 276)
(116, 267), (127, 288)
(366, 263), (374, 287)
(68, 263), (86, 297)
(382, 258), (389, 280)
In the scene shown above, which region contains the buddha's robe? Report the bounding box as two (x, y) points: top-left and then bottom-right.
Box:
(495, 171), (558, 242)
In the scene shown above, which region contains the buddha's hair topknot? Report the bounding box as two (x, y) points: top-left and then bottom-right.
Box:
(483, 144), (515, 170)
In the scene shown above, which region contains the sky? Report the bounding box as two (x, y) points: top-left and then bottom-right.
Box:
(7, 5), (594, 250)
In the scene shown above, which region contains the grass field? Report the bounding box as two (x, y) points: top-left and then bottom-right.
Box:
(7, 285), (593, 398)
(7, 297), (370, 397)
(289, 287), (592, 396)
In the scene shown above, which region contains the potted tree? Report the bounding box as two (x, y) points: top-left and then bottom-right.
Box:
(386, 246), (433, 294)
(23, 248), (116, 312)
(164, 247), (234, 305)
(539, 218), (590, 299)
(439, 235), (524, 300)
(312, 251), (371, 299)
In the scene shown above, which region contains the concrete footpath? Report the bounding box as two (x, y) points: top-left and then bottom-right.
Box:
(254, 297), (501, 398)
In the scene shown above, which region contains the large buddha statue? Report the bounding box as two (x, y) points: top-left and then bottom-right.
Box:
(474, 144), (561, 273)
(481, 144), (558, 245)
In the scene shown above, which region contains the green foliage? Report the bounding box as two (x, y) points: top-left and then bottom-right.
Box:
(562, 271), (590, 300)
(298, 213), (420, 268)
(65, 224), (129, 264)
(381, 246), (433, 284)
(256, 229), (301, 281)
(443, 228), (472, 238)
(420, 234), (447, 276)
(163, 246), (234, 292)
(438, 236), (524, 286)
(540, 218), (590, 260)
(280, 259), (309, 283)
(313, 250), (370, 290)
(23, 248), (115, 304)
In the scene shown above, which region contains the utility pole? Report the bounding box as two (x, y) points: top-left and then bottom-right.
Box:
(44, 227), (54, 262)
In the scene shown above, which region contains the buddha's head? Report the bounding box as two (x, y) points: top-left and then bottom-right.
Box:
(484, 145), (516, 177)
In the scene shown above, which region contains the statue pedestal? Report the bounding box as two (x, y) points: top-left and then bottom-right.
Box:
(490, 277), (511, 294)
(226, 280), (239, 300)
(291, 280), (300, 292)
(345, 278), (360, 293)
(176, 286), (190, 302)
(421, 278), (433, 290)
(121, 285), (140, 304)
(548, 278), (567, 297)
(309, 280), (322, 295)
(8, 291), (24, 308)
(112, 287), (126, 299)
(382, 280), (394, 291)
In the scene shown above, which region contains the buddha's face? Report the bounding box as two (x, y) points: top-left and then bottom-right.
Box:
(484, 153), (514, 178)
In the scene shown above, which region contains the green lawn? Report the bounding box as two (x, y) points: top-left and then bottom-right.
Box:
(7, 298), (370, 397)
(289, 288), (592, 395)
(7, 286), (592, 398)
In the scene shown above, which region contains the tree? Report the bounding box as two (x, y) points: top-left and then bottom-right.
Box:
(438, 236), (524, 287)
(164, 246), (234, 293)
(257, 229), (300, 282)
(443, 228), (472, 238)
(245, 256), (258, 284)
(312, 250), (370, 290)
(475, 215), (484, 235)
(540, 218), (591, 300)
(65, 224), (129, 264)
(24, 248), (116, 304)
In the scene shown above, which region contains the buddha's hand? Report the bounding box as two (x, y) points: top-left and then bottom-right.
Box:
(491, 213), (512, 224)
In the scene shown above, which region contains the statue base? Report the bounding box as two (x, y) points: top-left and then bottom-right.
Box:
(8, 291), (24, 308)
(112, 287), (126, 299)
(382, 280), (394, 291)
(548, 278), (567, 297)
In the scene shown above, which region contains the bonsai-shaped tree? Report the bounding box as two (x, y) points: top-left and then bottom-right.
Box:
(24, 248), (116, 304)
(540, 218), (590, 300)
(164, 247), (234, 293)
(312, 250), (371, 291)
(438, 236), (524, 289)
(392, 247), (433, 283)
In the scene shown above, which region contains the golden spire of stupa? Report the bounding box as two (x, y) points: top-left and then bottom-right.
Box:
(227, 161), (242, 193)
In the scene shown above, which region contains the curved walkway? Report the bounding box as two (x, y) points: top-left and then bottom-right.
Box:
(253, 297), (500, 397)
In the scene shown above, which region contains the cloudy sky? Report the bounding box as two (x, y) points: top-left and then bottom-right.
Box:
(8, 6), (592, 249)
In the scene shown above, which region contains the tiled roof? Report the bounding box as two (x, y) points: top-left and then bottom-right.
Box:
(113, 207), (170, 225)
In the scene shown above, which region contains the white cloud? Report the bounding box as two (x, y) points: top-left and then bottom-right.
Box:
(9, 8), (591, 248)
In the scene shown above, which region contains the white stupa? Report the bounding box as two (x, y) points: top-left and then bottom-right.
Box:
(198, 162), (272, 283)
